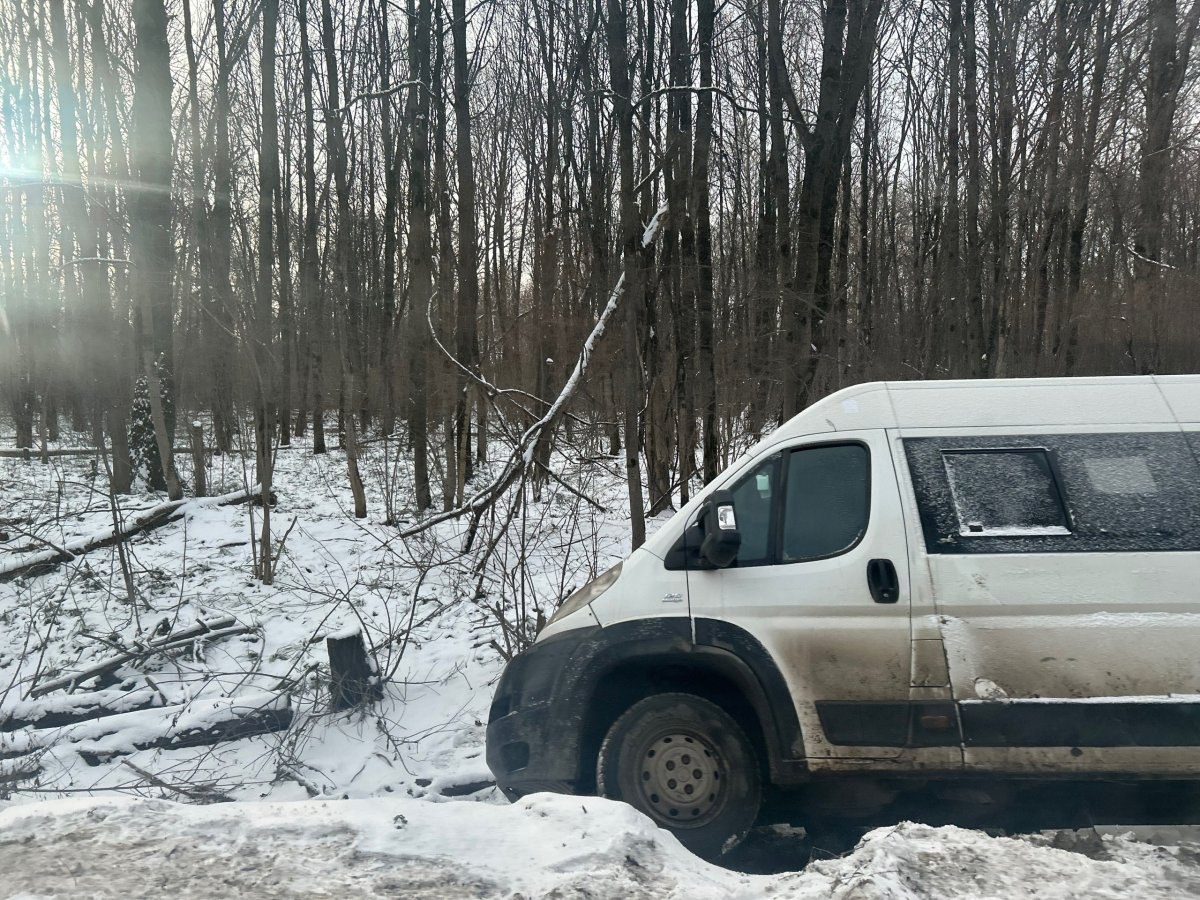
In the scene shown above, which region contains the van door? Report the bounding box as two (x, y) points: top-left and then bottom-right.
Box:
(686, 430), (921, 765)
(901, 427), (1200, 774)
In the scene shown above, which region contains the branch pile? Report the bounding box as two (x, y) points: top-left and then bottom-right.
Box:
(0, 616), (290, 793)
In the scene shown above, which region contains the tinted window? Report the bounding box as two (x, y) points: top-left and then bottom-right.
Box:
(943, 449), (1070, 536)
(729, 454), (779, 566)
(781, 444), (871, 561)
(905, 432), (1200, 553)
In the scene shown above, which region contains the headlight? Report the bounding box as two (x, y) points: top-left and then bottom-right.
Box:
(549, 562), (622, 625)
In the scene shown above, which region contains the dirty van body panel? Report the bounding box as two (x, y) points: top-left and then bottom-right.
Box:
(899, 422), (1200, 774)
(685, 429), (921, 768)
(487, 624), (605, 796)
(486, 616), (811, 799)
(489, 377), (1200, 838)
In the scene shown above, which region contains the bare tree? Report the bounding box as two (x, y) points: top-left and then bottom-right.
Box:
(129, 0), (181, 500)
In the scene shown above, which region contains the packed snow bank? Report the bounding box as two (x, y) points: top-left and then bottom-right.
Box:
(1, 793), (1198, 900)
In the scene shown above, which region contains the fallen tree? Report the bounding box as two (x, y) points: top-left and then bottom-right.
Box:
(0, 686), (164, 732)
(414, 202), (671, 552)
(78, 702), (294, 766)
(0, 486), (261, 583)
(28, 615), (254, 698)
(0, 692), (292, 769)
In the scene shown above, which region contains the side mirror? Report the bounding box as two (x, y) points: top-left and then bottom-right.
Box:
(700, 490), (740, 568)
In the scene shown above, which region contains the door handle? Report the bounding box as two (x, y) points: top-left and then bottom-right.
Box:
(867, 558), (899, 604)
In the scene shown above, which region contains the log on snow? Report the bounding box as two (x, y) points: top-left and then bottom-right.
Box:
(28, 616), (251, 699)
(0, 686), (165, 733)
(77, 699), (294, 766)
(0, 487), (260, 584)
(2, 692), (292, 767)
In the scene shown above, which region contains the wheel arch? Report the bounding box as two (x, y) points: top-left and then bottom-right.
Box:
(569, 618), (807, 792)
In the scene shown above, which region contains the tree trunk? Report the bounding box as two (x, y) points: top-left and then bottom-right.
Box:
(379, 0), (401, 439)
(210, 0), (236, 453)
(85, 0), (133, 491)
(694, 0), (719, 485)
(129, 0), (181, 500)
(255, 0), (280, 582)
(299, 0), (326, 455)
(607, 0), (646, 550)
(1135, 0), (1200, 370)
(452, 0), (481, 500)
(788, 0), (884, 412)
(405, 0), (435, 512)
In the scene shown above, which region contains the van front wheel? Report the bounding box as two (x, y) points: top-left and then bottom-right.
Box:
(596, 692), (761, 859)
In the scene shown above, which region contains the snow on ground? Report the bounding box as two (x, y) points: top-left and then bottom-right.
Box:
(3, 422), (1200, 897)
(1, 794), (1199, 899)
(0, 424), (635, 804)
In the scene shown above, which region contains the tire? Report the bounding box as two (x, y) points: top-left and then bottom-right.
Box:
(596, 692), (762, 860)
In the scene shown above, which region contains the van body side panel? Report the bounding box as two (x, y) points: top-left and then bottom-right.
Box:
(685, 429), (917, 766)
(1153, 375), (1200, 422)
(932, 565), (1200, 699)
(588, 547), (689, 630)
(898, 422), (1200, 774)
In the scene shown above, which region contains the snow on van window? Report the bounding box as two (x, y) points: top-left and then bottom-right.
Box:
(904, 432), (1200, 554)
(960, 524), (1071, 537)
(1082, 457), (1158, 495)
(943, 449), (1070, 536)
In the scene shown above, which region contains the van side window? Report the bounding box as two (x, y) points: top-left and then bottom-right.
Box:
(728, 455), (780, 566)
(942, 449), (1070, 536)
(905, 432), (1200, 553)
(781, 444), (871, 562)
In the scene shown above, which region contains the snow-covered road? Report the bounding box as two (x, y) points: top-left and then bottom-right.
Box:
(2, 794), (1199, 899)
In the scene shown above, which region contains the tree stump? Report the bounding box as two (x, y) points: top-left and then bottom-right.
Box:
(327, 631), (382, 710)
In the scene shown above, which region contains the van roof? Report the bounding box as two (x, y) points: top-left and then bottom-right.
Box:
(774, 375), (1200, 438)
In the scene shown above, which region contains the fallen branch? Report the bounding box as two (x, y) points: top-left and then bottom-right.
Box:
(0, 686), (165, 732)
(2, 692), (292, 767)
(0, 486), (260, 583)
(121, 759), (235, 803)
(78, 697), (293, 766)
(535, 461), (607, 512)
(397, 202), (670, 550)
(0, 759), (41, 789)
(29, 616), (252, 699)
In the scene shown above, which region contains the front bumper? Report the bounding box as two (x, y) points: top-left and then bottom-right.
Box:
(486, 626), (600, 800)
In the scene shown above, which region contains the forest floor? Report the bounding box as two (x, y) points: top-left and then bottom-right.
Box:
(1, 423), (1199, 898)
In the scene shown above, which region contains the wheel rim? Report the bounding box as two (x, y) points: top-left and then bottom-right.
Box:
(634, 729), (726, 828)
